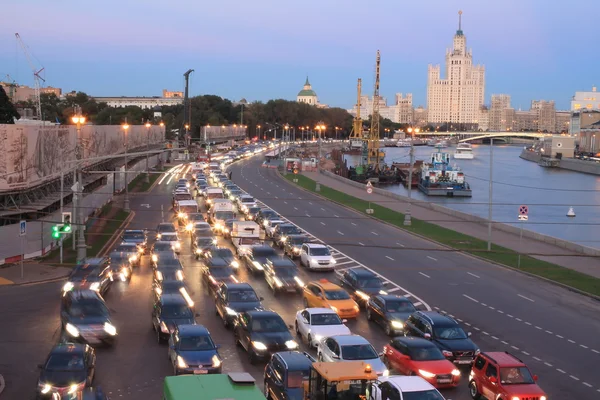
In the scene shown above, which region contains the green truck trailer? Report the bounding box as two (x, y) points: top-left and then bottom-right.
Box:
(163, 372), (267, 400)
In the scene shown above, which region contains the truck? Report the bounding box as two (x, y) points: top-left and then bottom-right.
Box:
(164, 373), (266, 400)
(231, 221), (263, 256)
(205, 187), (225, 209)
(175, 199), (199, 221)
(209, 199), (236, 233)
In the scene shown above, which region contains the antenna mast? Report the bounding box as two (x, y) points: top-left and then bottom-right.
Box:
(15, 33), (45, 120)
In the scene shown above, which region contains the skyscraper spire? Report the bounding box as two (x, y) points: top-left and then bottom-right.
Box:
(456, 10), (464, 36)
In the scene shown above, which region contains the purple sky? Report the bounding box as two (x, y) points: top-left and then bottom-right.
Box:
(1, 0), (596, 110)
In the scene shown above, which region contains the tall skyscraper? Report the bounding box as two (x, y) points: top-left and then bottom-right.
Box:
(427, 11), (485, 126)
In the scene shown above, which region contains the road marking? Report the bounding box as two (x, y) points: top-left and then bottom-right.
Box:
(467, 272), (480, 278)
(568, 339), (576, 344)
(274, 196), (278, 199)
(358, 242), (365, 246)
(501, 341), (509, 345)
(385, 256), (394, 261)
(308, 201), (313, 205)
(592, 349), (600, 354)
(491, 336), (499, 340)
(556, 369), (566, 374)
(396, 242), (405, 247)
(413, 302), (422, 307)
(294, 207), (298, 210)
(335, 261), (355, 266)
(488, 306), (495, 310)
(371, 231), (379, 236)
(482, 331), (490, 336)
(521, 350), (530, 355)
(525, 322), (532, 326)
(388, 287), (400, 293)
(583, 382), (593, 388)
(556, 334), (564, 339)
(544, 362), (553, 367)
(0, 373), (5, 396)
(320, 222), (326, 226)
(321, 208), (326, 211)
(351, 222), (357, 226)
(532, 356), (542, 361)
(535, 325), (542, 330)
(570, 375), (580, 381)
(463, 294), (479, 303)
(507, 314), (514, 318)
(511, 345), (520, 350)
(283, 201), (287, 204)
(545, 330), (553, 334)
(515, 317), (522, 321)
(419, 272), (431, 278)
(334, 215), (339, 218)
(517, 294), (535, 302)
(337, 230), (345, 236)
(306, 214), (311, 217)
(426, 256), (437, 261)
(497, 310), (504, 314)
(580, 344), (589, 349)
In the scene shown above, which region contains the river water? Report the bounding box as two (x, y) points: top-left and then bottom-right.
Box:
(343, 145), (600, 249)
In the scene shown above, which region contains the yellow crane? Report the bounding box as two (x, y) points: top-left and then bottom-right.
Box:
(365, 50), (385, 169)
(349, 78), (363, 143)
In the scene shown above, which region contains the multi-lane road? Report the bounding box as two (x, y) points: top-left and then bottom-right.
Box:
(0, 153), (599, 399)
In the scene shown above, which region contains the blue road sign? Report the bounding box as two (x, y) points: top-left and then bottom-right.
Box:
(19, 220), (26, 237)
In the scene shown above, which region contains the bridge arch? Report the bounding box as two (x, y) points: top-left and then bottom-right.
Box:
(458, 132), (547, 143)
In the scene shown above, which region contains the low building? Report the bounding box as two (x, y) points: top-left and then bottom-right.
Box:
(579, 120), (600, 153)
(162, 89), (183, 98)
(570, 109), (600, 136)
(93, 95), (183, 109)
(541, 136), (575, 158)
(0, 83), (62, 103)
(571, 86), (600, 111)
(555, 111), (570, 133)
(413, 106), (428, 127)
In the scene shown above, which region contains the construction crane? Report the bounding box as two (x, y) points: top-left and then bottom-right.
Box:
(3, 74), (17, 103)
(15, 33), (45, 120)
(365, 50), (385, 169)
(349, 78), (364, 150)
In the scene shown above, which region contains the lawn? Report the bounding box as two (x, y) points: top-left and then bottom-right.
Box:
(285, 174), (600, 297)
(128, 167), (164, 193)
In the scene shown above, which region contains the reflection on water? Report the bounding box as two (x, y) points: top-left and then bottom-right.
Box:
(344, 145), (600, 249)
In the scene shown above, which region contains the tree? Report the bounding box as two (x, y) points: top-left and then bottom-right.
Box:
(0, 86), (20, 123)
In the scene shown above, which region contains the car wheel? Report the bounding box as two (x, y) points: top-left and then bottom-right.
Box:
(248, 349), (257, 365)
(366, 308), (373, 321)
(468, 381), (481, 399)
(295, 322), (300, 337)
(307, 334), (314, 348)
(318, 353), (324, 362)
(173, 364), (179, 376)
(303, 298), (309, 308)
(157, 330), (164, 344)
(385, 323), (393, 336)
(264, 382), (271, 400)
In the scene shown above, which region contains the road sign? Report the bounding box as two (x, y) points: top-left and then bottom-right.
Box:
(141, 204), (151, 208)
(518, 215), (528, 221)
(367, 187), (373, 194)
(366, 181), (373, 187)
(293, 161), (298, 168)
(519, 205), (528, 216)
(19, 220), (26, 237)
(293, 168), (298, 174)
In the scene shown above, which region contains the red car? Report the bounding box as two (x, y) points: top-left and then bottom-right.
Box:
(468, 352), (547, 400)
(382, 336), (461, 388)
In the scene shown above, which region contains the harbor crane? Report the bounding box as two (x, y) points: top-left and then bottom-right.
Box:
(15, 33), (45, 120)
(348, 78), (364, 150)
(363, 50), (385, 170)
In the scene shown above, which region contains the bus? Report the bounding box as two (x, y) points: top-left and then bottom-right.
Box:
(163, 372), (266, 400)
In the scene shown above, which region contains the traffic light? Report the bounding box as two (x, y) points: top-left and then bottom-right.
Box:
(52, 225), (61, 239)
(52, 212), (72, 239)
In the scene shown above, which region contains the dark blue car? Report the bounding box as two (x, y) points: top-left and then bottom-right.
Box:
(168, 325), (222, 375)
(152, 294), (196, 343)
(264, 351), (315, 400)
(36, 343), (96, 398)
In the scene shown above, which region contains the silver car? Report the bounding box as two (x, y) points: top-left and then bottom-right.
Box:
(317, 334), (388, 377)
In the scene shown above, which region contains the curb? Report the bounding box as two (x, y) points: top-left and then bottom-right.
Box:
(98, 211), (135, 257)
(278, 171), (600, 302)
(12, 274), (69, 287)
(0, 373), (4, 396)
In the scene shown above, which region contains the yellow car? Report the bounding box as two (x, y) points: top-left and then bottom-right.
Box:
(303, 279), (360, 319)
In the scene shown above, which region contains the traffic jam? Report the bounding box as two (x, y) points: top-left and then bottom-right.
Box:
(40, 142), (549, 400)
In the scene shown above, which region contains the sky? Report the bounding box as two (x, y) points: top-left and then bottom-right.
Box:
(1, 0), (597, 110)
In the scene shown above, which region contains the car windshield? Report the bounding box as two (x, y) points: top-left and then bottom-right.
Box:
(215, 211), (235, 220)
(195, 230), (214, 238)
(45, 354), (85, 371)
(161, 235), (178, 242)
(210, 267), (235, 278)
(261, 211), (277, 218)
(213, 249), (233, 258)
(157, 224), (176, 233)
(178, 335), (215, 351)
(310, 248), (330, 256)
(500, 367), (535, 385)
(160, 281), (185, 293)
(153, 243), (173, 252)
(434, 326), (468, 340)
(249, 207), (260, 214)
(175, 194), (193, 201)
(324, 290), (351, 300)
(197, 238), (215, 245)
(402, 390), (445, 400)
(162, 305), (193, 318)
(274, 267), (297, 277)
(408, 346), (445, 361)
(281, 226), (301, 234)
(114, 245), (136, 253)
(241, 197), (255, 203)
(70, 268), (98, 281)
(358, 277), (382, 289)
(341, 344), (378, 360)
(386, 300), (416, 313)
(287, 370), (310, 388)
(253, 248), (277, 257)
(158, 259), (182, 268)
(228, 289), (259, 302)
(290, 237), (309, 245)
(311, 313), (343, 326)
(123, 232), (144, 240)
(251, 317), (287, 332)
(110, 256), (129, 266)
(68, 301), (109, 318)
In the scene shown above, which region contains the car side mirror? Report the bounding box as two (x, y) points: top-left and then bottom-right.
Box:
(302, 318), (309, 324)
(533, 374), (538, 381)
(424, 333), (431, 339)
(332, 354), (340, 360)
(378, 352), (384, 357)
(216, 344), (222, 349)
(489, 376), (497, 384)
(195, 313), (201, 317)
(259, 297), (264, 301)
(467, 332), (472, 337)
(37, 364), (44, 369)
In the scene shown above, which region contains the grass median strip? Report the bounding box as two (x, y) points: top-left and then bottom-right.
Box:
(285, 173), (600, 297)
(128, 168), (163, 193)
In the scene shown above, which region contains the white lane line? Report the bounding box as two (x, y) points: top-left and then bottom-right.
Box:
(511, 345), (520, 350)
(308, 201), (313, 205)
(491, 336), (499, 340)
(335, 261), (355, 266)
(533, 356), (542, 361)
(544, 362), (553, 367)
(320, 222), (326, 226)
(371, 231), (379, 236)
(570, 375), (580, 381)
(568, 339), (576, 344)
(592, 349), (600, 354)
(463, 294), (479, 303)
(501, 341), (509, 345)
(305, 214), (311, 217)
(358, 242), (365, 246)
(580, 344), (589, 349)
(413, 302), (422, 307)
(275, 196), (278, 199)
(419, 272), (431, 278)
(294, 207), (298, 210)
(351, 222), (357, 226)
(385, 256), (395, 261)
(556, 368), (566, 374)
(284, 201), (287, 204)
(426, 256), (437, 261)
(266, 191), (270, 195)
(337, 230), (345, 236)
(321, 208), (326, 211)
(545, 330), (553, 334)
(583, 382), (593, 388)
(387, 287), (400, 293)
(334, 215), (339, 218)
(396, 242), (405, 247)
(467, 272), (480, 278)
(521, 351), (530, 356)
(518, 294), (535, 302)
(556, 334), (564, 339)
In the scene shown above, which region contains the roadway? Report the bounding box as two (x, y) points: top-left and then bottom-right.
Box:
(0, 155), (598, 399)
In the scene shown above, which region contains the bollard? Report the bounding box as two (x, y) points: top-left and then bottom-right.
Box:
(315, 183), (321, 192)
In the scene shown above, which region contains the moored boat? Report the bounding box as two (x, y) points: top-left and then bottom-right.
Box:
(418, 149), (472, 197)
(453, 143), (474, 159)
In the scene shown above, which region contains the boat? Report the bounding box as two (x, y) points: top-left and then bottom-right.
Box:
(396, 139), (412, 147)
(434, 140), (449, 148)
(418, 149), (472, 197)
(453, 143), (474, 160)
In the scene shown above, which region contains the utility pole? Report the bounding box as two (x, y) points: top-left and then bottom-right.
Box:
(487, 137), (494, 251)
(183, 69), (194, 147)
(123, 121), (130, 213)
(72, 110), (87, 262)
(404, 139), (415, 226)
(145, 121), (151, 183)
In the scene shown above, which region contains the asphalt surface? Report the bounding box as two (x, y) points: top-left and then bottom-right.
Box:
(1, 155), (599, 400)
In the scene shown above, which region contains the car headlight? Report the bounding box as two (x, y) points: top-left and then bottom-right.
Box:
(231, 261), (239, 268)
(511, 397), (520, 400)
(138, 247), (145, 253)
(285, 340), (298, 349)
(63, 282), (74, 292)
(247, 216), (253, 220)
(353, 305), (360, 312)
(382, 369), (390, 377)
(175, 242), (181, 249)
(274, 277), (283, 288)
(104, 322), (117, 336)
(293, 247), (301, 253)
(540, 397), (546, 400)
(281, 236), (288, 242)
(391, 320), (404, 329)
(156, 271), (163, 281)
(314, 334), (323, 342)
(178, 212), (186, 218)
(157, 233), (162, 239)
(252, 261), (264, 270)
(151, 254), (158, 262)
(215, 223), (223, 230)
(253, 341), (267, 350)
(186, 223), (194, 231)
(186, 183), (190, 188)
(451, 369), (461, 377)
(418, 369), (436, 378)
(89, 282), (100, 292)
(442, 350), (453, 357)
(65, 323), (80, 337)
(330, 259), (336, 264)
(40, 383), (51, 394)
(355, 290), (370, 300)
(225, 307), (238, 316)
(129, 255), (138, 262)
(263, 221), (268, 227)
(212, 354), (221, 368)
(160, 321), (169, 333)
(177, 355), (188, 369)
(294, 276), (305, 287)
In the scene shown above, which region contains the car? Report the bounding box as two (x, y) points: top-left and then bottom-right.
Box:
(204, 246), (240, 269)
(223, 183), (239, 196)
(366, 295), (417, 336)
(152, 294), (196, 343)
(303, 279), (360, 319)
(228, 189), (243, 201)
(256, 209), (280, 226)
(468, 352), (547, 400)
(264, 351), (315, 400)
(299, 243), (336, 271)
(193, 236), (218, 259)
(242, 245), (279, 275)
(243, 206), (261, 221)
(264, 219), (285, 238)
(282, 234), (312, 258)
(36, 343), (96, 398)
(112, 242), (141, 267)
(107, 252), (132, 282)
(156, 222), (177, 240)
(201, 259), (239, 290)
(339, 268), (387, 307)
(154, 259), (185, 284)
(382, 337), (460, 388)
(367, 376), (446, 400)
(214, 283), (264, 328)
(316, 334), (388, 377)
(404, 311), (479, 366)
(60, 290), (118, 346)
(294, 308), (352, 348)
(190, 221), (211, 236)
(168, 324), (222, 375)
(159, 233), (182, 254)
(233, 310), (298, 364)
(150, 248), (178, 267)
(272, 224), (304, 248)
(264, 257), (304, 295)
(63, 259), (111, 296)
(187, 213), (206, 224)
(237, 195), (257, 211)
(152, 280), (191, 303)
(121, 229), (147, 254)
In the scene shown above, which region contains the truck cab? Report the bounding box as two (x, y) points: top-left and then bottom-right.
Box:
(231, 221), (263, 256)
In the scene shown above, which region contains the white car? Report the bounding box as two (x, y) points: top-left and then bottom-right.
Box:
(158, 232), (181, 254)
(366, 376), (446, 400)
(317, 334), (388, 377)
(300, 243), (336, 271)
(265, 219), (285, 237)
(294, 308), (351, 348)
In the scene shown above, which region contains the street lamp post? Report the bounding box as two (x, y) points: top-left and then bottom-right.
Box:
(145, 121), (151, 183)
(404, 127), (418, 226)
(487, 138), (494, 251)
(71, 114), (87, 262)
(257, 125), (262, 140)
(122, 122), (130, 213)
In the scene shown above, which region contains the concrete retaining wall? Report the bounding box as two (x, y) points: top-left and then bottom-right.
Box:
(320, 170), (600, 257)
(519, 150), (542, 163)
(559, 158), (600, 175)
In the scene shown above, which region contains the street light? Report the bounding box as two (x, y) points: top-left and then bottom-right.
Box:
(71, 112), (87, 262)
(145, 121), (151, 183)
(122, 122), (130, 213)
(404, 127), (419, 226)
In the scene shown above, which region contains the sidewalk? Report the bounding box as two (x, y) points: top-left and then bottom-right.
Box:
(303, 171), (600, 279)
(0, 262), (71, 286)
